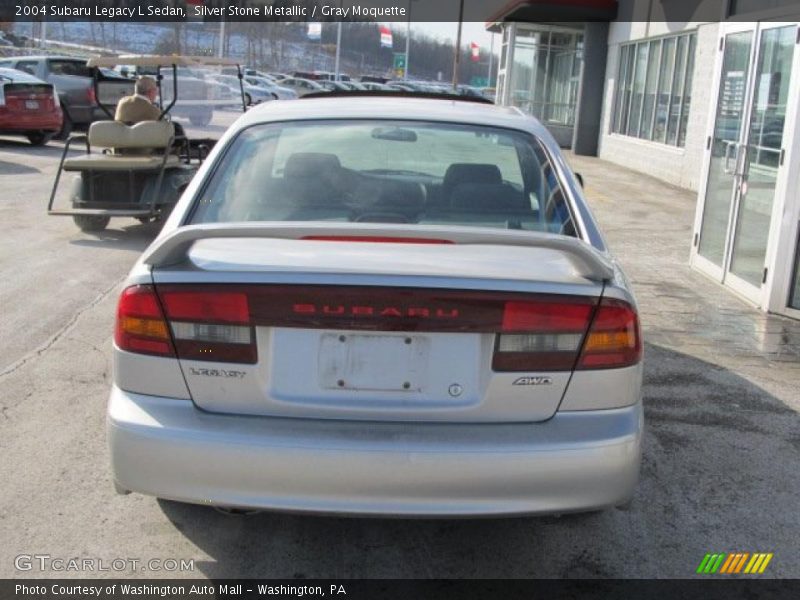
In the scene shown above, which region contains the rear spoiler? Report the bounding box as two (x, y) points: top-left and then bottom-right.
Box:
(142, 223), (615, 281)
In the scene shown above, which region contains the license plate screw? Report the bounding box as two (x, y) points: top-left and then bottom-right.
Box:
(403, 382), (411, 389)
(337, 379), (345, 387)
(339, 335), (346, 342)
(404, 338), (412, 344)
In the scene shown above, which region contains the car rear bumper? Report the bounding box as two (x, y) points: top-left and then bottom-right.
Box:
(0, 112), (62, 132)
(108, 386), (642, 517)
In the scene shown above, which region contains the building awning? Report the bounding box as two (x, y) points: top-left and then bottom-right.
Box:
(486, 0), (618, 31)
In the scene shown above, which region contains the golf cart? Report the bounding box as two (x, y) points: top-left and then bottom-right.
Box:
(47, 55), (247, 232)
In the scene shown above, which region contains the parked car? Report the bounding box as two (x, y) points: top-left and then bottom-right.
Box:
(0, 55), (133, 139)
(317, 80), (350, 92)
(277, 77), (326, 97)
(360, 81), (394, 91)
(109, 95), (643, 516)
(244, 76), (297, 100)
(0, 67), (63, 145)
(209, 74), (272, 106)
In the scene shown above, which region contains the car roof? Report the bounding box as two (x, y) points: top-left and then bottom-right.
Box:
(237, 95), (544, 137)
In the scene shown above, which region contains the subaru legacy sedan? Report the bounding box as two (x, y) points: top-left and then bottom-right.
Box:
(109, 94), (643, 516)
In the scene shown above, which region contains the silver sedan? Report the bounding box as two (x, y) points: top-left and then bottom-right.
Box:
(108, 95), (643, 517)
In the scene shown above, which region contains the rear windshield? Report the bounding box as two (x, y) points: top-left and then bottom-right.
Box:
(189, 120), (577, 236)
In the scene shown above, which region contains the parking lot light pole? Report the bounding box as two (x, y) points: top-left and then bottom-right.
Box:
(334, 0), (343, 80)
(404, 0), (412, 79)
(334, 21), (342, 80)
(452, 0), (464, 91)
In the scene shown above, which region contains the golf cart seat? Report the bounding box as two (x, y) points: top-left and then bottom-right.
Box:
(63, 121), (180, 171)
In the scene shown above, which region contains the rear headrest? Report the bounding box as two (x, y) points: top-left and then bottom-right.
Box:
(443, 163), (502, 194)
(88, 120), (173, 149)
(284, 152), (341, 178)
(449, 183), (528, 211)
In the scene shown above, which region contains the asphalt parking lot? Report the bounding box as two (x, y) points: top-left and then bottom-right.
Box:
(0, 110), (798, 579)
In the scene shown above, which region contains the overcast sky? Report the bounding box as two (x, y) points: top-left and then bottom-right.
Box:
(412, 22), (497, 51)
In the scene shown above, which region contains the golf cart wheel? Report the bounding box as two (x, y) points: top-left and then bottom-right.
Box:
(189, 108), (213, 127)
(27, 131), (54, 146)
(73, 214), (110, 232)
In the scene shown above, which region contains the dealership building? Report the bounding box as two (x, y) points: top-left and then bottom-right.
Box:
(488, 0), (800, 320)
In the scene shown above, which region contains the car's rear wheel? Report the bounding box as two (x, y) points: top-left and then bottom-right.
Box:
(73, 214), (110, 232)
(56, 107), (73, 140)
(27, 131), (54, 146)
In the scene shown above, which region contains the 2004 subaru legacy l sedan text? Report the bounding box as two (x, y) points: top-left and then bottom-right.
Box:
(108, 94), (643, 516)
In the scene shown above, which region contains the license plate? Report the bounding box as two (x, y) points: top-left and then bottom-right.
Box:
(24, 100), (39, 110)
(318, 333), (430, 392)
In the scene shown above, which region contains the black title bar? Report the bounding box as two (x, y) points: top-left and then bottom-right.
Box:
(1, 0), (736, 23)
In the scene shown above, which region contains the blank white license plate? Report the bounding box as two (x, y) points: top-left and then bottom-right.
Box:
(24, 100), (39, 110)
(318, 333), (430, 392)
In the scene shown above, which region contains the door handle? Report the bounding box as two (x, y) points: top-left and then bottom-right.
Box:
(723, 141), (738, 174)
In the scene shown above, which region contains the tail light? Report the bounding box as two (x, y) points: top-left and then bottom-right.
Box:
(576, 298), (641, 369)
(493, 296), (640, 372)
(115, 285), (174, 357)
(159, 289), (257, 364)
(115, 284), (640, 370)
(115, 285), (257, 364)
(492, 299), (595, 371)
(86, 85), (96, 105)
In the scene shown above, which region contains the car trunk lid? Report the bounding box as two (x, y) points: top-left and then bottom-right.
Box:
(147, 225), (611, 423)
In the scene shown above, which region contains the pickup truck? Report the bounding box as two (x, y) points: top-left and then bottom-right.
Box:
(0, 55), (134, 138)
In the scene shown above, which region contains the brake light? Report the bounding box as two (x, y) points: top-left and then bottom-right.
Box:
(116, 285), (257, 363)
(86, 85), (96, 105)
(159, 288), (257, 364)
(577, 298), (641, 370)
(115, 285), (174, 357)
(493, 298), (595, 371)
(301, 236), (453, 244)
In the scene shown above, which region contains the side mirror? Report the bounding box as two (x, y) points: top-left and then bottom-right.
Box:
(575, 172), (584, 188)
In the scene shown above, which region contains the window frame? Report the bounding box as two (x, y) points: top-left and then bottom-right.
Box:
(612, 31), (697, 148)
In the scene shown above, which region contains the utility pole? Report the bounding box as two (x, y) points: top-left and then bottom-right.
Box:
(487, 32), (495, 85)
(334, 22), (342, 79)
(218, 17), (225, 59)
(334, 0), (343, 80)
(452, 0), (464, 91)
(404, 0), (411, 79)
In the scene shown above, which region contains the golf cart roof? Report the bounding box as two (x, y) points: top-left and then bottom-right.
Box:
(87, 55), (241, 68)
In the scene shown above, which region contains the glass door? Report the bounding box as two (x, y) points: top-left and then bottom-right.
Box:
(693, 23), (798, 304)
(695, 26), (754, 281)
(728, 25), (796, 292)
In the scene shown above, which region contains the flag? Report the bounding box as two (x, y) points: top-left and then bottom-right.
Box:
(470, 42), (480, 62)
(380, 25), (393, 49)
(307, 22), (322, 41)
